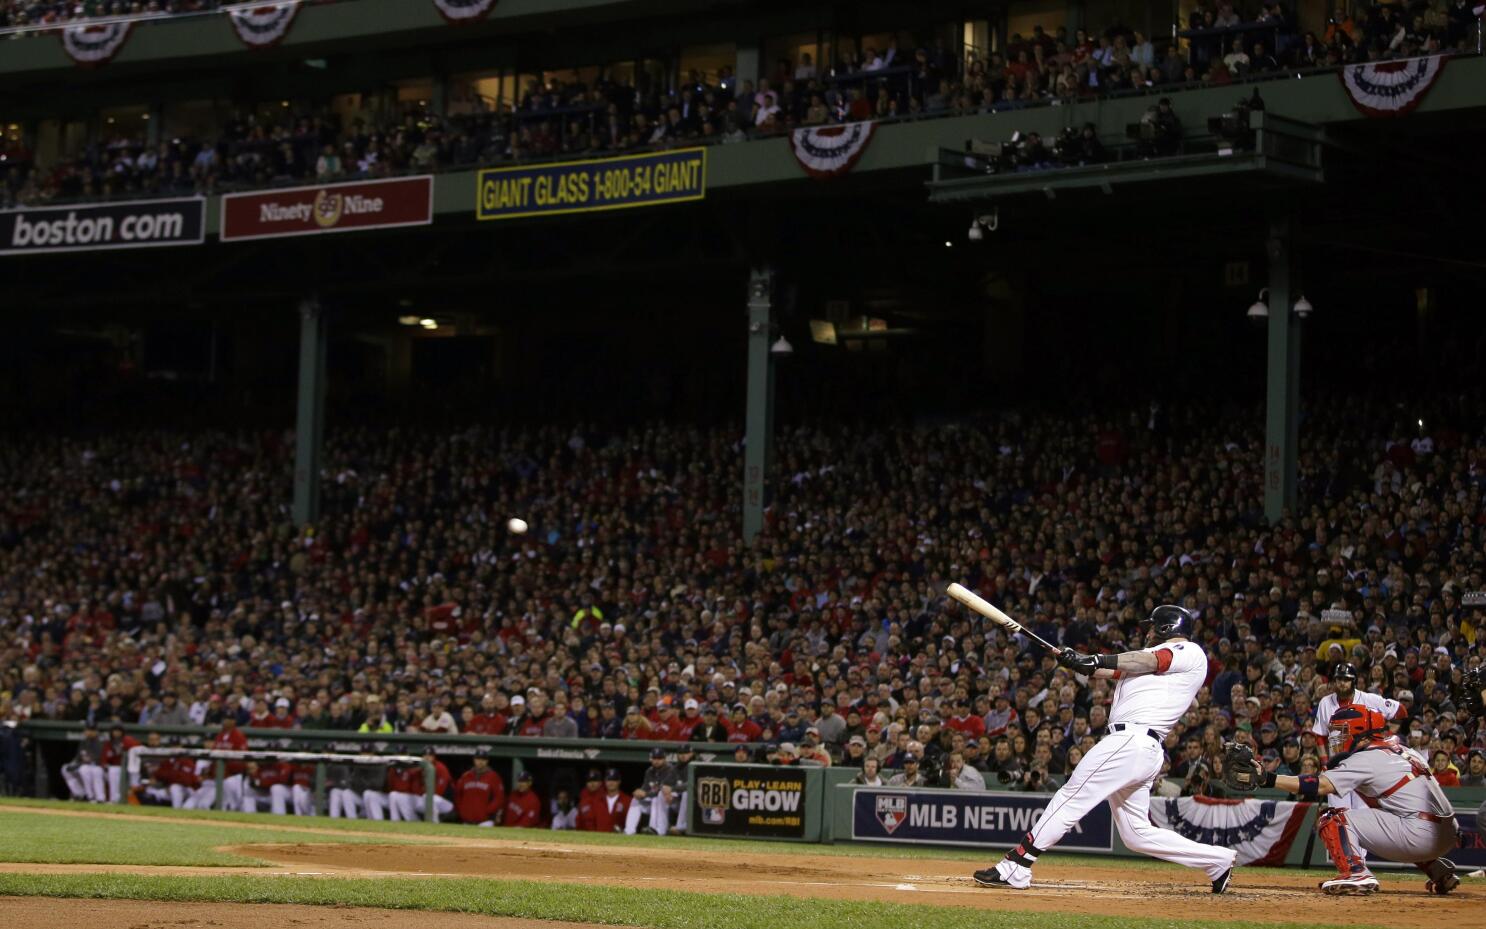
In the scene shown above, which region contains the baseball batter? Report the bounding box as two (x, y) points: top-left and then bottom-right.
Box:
(1226, 706), (1459, 895)
(975, 606), (1237, 893)
(1310, 661), (1406, 861)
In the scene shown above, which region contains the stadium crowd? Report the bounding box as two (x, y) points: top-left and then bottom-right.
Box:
(4, 2), (1479, 207)
(0, 391), (1483, 826)
(0, 1), (229, 28)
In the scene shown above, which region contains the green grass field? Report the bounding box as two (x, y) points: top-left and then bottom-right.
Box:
(0, 799), (1423, 929)
(0, 796), (1178, 868)
(0, 873), (1395, 929)
(0, 808), (411, 866)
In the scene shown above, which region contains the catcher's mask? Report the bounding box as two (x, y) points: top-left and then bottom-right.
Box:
(1328, 706), (1387, 756)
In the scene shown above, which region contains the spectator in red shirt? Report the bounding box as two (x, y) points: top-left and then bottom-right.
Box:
(268, 698), (298, 730)
(650, 700), (681, 741)
(676, 699), (704, 740)
(945, 698), (986, 740)
(511, 695), (547, 737)
(621, 704), (654, 740)
(576, 768), (629, 832)
(467, 693), (509, 736)
(504, 770), (542, 827)
(725, 704), (761, 742)
(246, 698), (273, 729)
(454, 755), (506, 826)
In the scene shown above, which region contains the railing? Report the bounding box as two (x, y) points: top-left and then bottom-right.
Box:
(1, 49), (1474, 211)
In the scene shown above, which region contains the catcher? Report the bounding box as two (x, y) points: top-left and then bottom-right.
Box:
(1225, 706), (1460, 896)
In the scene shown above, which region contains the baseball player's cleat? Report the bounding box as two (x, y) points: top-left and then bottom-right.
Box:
(1319, 875), (1379, 895)
(972, 868), (1020, 889)
(1211, 868), (1233, 894)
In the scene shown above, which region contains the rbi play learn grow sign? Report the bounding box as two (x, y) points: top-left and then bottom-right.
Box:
(476, 148), (707, 221)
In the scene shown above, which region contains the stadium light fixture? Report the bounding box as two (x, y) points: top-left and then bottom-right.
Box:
(419, 318), (438, 330)
(1293, 295), (1314, 319)
(1247, 289), (1269, 320)
(770, 335), (794, 355)
(967, 221), (983, 242)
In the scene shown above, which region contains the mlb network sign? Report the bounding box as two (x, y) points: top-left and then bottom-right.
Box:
(852, 788), (1112, 850)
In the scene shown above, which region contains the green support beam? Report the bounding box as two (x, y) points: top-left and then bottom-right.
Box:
(293, 298), (327, 528)
(743, 269), (774, 544)
(1263, 216), (1302, 524)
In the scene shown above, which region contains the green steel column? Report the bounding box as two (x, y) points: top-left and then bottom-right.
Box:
(743, 270), (773, 544)
(1263, 217), (1301, 524)
(293, 299), (327, 528)
(422, 759), (437, 823)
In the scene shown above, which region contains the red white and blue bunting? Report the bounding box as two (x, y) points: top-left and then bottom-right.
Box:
(1339, 55), (1447, 119)
(1150, 796), (1313, 866)
(789, 121), (876, 180)
(226, 1), (302, 49)
(432, 0), (499, 24)
(59, 22), (133, 67)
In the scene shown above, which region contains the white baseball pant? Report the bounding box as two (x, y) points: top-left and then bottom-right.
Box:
(361, 789), (391, 820)
(994, 731), (1235, 887)
(406, 795), (453, 822)
(329, 787), (362, 818)
(389, 791), (421, 821)
(63, 763), (106, 802)
(624, 787), (678, 835)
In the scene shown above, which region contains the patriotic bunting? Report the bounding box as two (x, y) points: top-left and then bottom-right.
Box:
(225, 1), (302, 49)
(788, 122), (876, 180)
(1338, 55), (1447, 118)
(431, 0), (499, 24)
(59, 21), (133, 66)
(1150, 796), (1313, 866)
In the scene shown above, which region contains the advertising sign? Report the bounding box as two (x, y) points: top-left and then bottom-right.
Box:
(476, 148), (706, 221)
(851, 787), (1113, 850)
(1, 198), (205, 255)
(220, 175), (434, 241)
(689, 764), (806, 839)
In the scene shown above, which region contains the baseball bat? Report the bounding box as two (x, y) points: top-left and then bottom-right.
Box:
(945, 582), (1060, 654)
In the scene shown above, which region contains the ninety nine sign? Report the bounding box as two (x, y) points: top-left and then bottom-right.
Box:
(220, 175), (434, 241)
(1, 198), (205, 255)
(477, 148), (706, 221)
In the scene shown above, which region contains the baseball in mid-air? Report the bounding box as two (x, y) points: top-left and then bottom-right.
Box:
(507, 517), (529, 535)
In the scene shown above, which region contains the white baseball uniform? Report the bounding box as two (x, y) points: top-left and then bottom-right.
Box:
(1312, 687), (1406, 854)
(992, 640), (1235, 888)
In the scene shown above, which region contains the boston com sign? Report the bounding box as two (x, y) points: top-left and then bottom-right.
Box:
(1, 198), (205, 255)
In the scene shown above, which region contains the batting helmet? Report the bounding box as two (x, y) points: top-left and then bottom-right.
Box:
(1333, 662), (1359, 684)
(1327, 705), (1387, 756)
(1144, 605), (1193, 639)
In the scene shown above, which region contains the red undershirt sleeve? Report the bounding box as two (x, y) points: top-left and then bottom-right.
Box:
(1153, 648), (1174, 674)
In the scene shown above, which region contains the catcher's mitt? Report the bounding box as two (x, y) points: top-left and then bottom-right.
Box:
(1221, 741), (1264, 792)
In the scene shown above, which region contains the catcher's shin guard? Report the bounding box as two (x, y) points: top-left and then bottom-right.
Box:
(1317, 809), (1370, 880)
